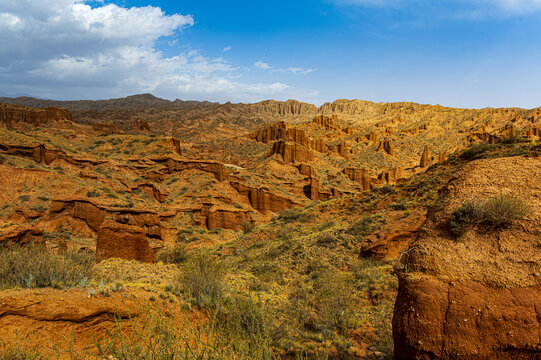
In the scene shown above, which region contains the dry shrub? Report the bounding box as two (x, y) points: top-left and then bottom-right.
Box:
(179, 250), (225, 308)
(0, 245), (95, 289)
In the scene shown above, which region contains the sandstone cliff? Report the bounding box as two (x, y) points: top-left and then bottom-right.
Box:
(393, 156), (541, 359)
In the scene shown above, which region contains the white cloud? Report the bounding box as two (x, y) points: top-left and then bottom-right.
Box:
(254, 60), (314, 75)
(0, 0), (317, 103)
(254, 60), (271, 70)
(223, 45), (232, 52)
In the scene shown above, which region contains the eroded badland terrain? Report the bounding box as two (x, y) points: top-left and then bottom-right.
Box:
(0, 94), (539, 359)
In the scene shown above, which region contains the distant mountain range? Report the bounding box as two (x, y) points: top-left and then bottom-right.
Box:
(0, 93), (219, 111)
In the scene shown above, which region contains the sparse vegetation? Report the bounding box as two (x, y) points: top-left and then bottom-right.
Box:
(450, 193), (529, 237)
(179, 251), (225, 308)
(0, 245), (95, 289)
(157, 245), (188, 265)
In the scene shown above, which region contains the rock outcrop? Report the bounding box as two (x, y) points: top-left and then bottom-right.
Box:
(230, 181), (299, 213)
(92, 122), (123, 134)
(360, 210), (427, 260)
(49, 198), (162, 239)
(313, 115), (339, 130)
(378, 167), (403, 185)
(250, 121), (326, 153)
(296, 163), (316, 177)
(269, 141), (314, 164)
(151, 157), (229, 182)
(0, 103), (72, 128)
(420, 145), (429, 167)
(0, 225), (44, 246)
(96, 220), (154, 263)
(331, 142), (348, 159)
(0, 143), (107, 167)
(203, 206), (253, 230)
(377, 139), (395, 156)
(343, 168), (371, 191)
(393, 156), (541, 359)
(131, 183), (167, 203)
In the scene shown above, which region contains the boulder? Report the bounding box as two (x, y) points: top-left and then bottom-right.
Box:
(96, 220), (154, 263)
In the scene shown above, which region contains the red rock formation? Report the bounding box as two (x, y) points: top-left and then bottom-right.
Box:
(230, 181), (299, 213)
(313, 115), (339, 130)
(342, 126), (356, 134)
(92, 122), (123, 134)
(378, 167), (403, 185)
(377, 139), (395, 156)
(438, 152), (447, 163)
(0, 104), (72, 128)
(331, 142), (348, 159)
(297, 163), (316, 177)
(131, 183), (167, 203)
(151, 157), (229, 182)
(0, 143), (108, 167)
(360, 210), (427, 260)
(308, 138), (326, 153)
(250, 121), (288, 143)
(420, 145), (429, 167)
(96, 220), (154, 263)
(393, 156), (541, 359)
(343, 168), (371, 191)
(49, 197), (162, 239)
(303, 177), (320, 200)
(203, 206), (253, 230)
(269, 140), (314, 164)
(251, 121), (326, 153)
(393, 276), (541, 360)
(0, 225), (44, 246)
(136, 120), (150, 132)
(523, 124), (540, 138)
(366, 131), (377, 142)
(170, 138), (182, 155)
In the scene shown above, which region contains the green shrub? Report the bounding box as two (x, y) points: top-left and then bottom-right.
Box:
(372, 185), (395, 195)
(315, 233), (337, 247)
(313, 272), (356, 333)
(450, 194), (529, 237)
(241, 221), (255, 233)
(482, 193), (530, 227)
(95, 301), (274, 360)
(86, 189), (100, 197)
(459, 143), (494, 160)
(450, 201), (483, 237)
(0, 338), (44, 360)
(157, 245), (187, 265)
(278, 208), (314, 223)
(346, 216), (381, 237)
(180, 251), (225, 308)
(0, 245), (95, 289)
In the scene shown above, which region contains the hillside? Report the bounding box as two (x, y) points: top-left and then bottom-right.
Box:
(0, 99), (539, 359)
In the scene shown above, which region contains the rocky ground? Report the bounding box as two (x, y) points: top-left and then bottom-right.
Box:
(0, 97), (539, 359)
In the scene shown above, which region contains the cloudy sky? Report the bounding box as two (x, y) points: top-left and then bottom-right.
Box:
(1, 0), (541, 107)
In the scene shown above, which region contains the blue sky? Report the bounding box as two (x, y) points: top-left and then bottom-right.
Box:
(1, 0), (541, 108)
